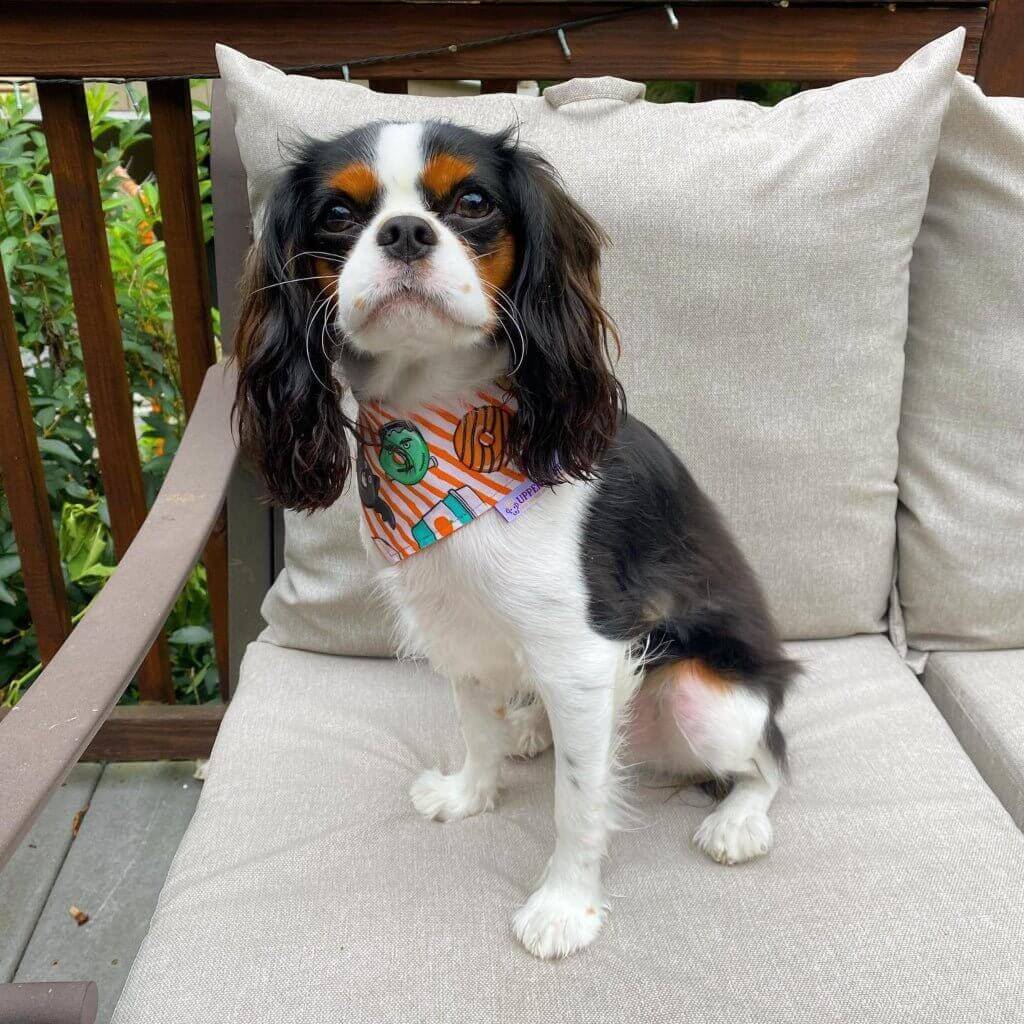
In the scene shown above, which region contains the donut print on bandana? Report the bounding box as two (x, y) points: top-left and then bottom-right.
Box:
(453, 404), (512, 473)
(355, 386), (536, 564)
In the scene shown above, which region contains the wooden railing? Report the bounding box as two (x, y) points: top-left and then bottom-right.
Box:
(0, 0), (1021, 762)
(1, 73), (226, 747)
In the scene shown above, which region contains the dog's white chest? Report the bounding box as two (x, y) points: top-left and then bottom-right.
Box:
(362, 482), (595, 685)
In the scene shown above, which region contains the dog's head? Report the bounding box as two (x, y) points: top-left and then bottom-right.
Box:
(234, 120), (622, 511)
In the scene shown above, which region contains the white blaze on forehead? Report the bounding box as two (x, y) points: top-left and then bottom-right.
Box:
(374, 122), (427, 211)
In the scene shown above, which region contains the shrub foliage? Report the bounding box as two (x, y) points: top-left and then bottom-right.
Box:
(0, 86), (220, 705)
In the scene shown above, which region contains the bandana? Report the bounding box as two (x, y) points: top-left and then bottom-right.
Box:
(355, 386), (541, 563)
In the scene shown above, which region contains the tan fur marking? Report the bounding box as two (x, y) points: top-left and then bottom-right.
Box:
(421, 152), (475, 199)
(477, 231), (516, 295)
(647, 659), (733, 694)
(329, 162), (379, 204)
(313, 258), (339, 296)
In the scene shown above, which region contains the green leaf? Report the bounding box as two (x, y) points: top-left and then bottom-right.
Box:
(35, 406), (57, 429)
(16, 262), (61, 281)
(0, 580), (16, 606)
(54, 421), (89, 443)
(75, 563), (115, 582)
(59, 502), (110, 581)
(64, 481), (92, 500)
(142, 454), (173, 475)
(0, 554), (21, 581)
(37, 438), (81, 464)
(11, 180), (35, 217)
(169, 625), (213, 646)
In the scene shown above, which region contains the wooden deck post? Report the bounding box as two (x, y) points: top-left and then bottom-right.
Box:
(148, 79), (231, 697)
(37, 81), (174, 703)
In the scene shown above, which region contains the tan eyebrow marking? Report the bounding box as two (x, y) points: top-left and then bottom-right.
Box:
(421, 153), (476, 199)
(328, 162), (379, 204)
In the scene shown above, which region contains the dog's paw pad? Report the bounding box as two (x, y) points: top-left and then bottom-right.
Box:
(693, 808), (773, 865)
(512, 886), (606, 960)
(409, 769), (497, 822)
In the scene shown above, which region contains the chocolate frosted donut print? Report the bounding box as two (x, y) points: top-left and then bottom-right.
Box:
(453, 404), (511, 473)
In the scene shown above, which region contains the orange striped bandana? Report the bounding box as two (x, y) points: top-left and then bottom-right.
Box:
(355, 386), (541, 563)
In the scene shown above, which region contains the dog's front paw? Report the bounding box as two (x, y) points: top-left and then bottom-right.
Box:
(409, 768), (498, 822)
(512, 885), (606, 960)
(693, 807), (773, 865)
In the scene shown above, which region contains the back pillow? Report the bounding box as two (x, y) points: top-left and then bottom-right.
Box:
(898, 73), (1024, 650)
(216, 32), (964, 655)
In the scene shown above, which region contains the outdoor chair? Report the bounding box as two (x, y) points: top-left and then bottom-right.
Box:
(1, 2), (1022, 1021)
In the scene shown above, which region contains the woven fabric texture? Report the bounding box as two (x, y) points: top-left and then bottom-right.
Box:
(113, 634), (1024, 1024)
(923, 648), (1024, 829)
(898, 74), (1024, 649)
(217, 33), (964, 653)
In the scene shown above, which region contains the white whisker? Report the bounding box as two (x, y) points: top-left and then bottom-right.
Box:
(303, 283), (339, 393)
(282, 250), (344, 269)
(320, 294), (340, 378)
(251, 274), (335, 295)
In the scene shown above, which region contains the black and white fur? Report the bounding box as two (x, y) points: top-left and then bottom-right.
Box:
(234, 120), (796, 959)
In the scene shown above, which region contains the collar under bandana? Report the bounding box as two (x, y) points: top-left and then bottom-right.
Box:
(355, 386), (540, 564)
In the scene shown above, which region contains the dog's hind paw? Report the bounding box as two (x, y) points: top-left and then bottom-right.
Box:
(409, 768), (498, 822)
(506, 701), (553, 759)
(693, 808), (773, 865)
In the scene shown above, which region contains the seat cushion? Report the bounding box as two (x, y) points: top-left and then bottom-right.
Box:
(114, 636), (1024, 1024)
(923, 649), (1024, 830)
(216, 32), (966, 650)
(898, 75), (1024, 649)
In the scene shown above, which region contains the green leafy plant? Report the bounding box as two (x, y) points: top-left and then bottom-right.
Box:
(0, 85), (220, 705)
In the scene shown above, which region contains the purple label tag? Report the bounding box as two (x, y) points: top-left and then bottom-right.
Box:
(495, 479), (543, 522)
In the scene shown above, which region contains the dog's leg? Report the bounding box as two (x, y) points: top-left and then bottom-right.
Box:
(638, 661), (783, 865)
(409, 678), (508, 822)
(692, 741), (780, 865)
(512, 647), (621, 960)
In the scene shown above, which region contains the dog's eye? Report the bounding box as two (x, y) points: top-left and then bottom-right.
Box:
(453, 191), (493, 219)
(322, 203), (355, 233)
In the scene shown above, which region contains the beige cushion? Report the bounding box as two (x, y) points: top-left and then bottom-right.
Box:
(898, 76), (1024, 649)
(923, 649), (1024, 829)
(113, 635), (1024, 1024)
(217, 33), (965, 651)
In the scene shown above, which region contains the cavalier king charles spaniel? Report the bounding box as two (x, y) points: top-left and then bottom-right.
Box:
(234, 120), (796, 959)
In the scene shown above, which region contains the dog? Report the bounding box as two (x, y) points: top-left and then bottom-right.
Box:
(233, 120), (796, 959)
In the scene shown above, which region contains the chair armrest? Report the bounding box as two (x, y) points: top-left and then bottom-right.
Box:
(0, 362), (239, 869)
(0, 982), (97, 1024)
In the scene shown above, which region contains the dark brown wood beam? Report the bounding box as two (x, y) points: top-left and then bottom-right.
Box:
(976, 0), (1024, 96)
(368, 79), (408, 93)
(1, 4), (985, 81)
(0, 703), (226, 761)
(694, 80), (740, 101)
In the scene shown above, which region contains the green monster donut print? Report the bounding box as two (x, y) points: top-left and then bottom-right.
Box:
(378, 420), (437, 486)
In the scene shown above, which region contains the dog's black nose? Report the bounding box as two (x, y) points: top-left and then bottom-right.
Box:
(376, 215), (438, 263)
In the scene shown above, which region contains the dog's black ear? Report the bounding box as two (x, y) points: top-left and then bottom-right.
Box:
(503, 147), (623, 485)
(233, 174), (351, 512)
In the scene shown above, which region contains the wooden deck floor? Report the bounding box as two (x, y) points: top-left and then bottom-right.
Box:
(0, 762), (202, 1024)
